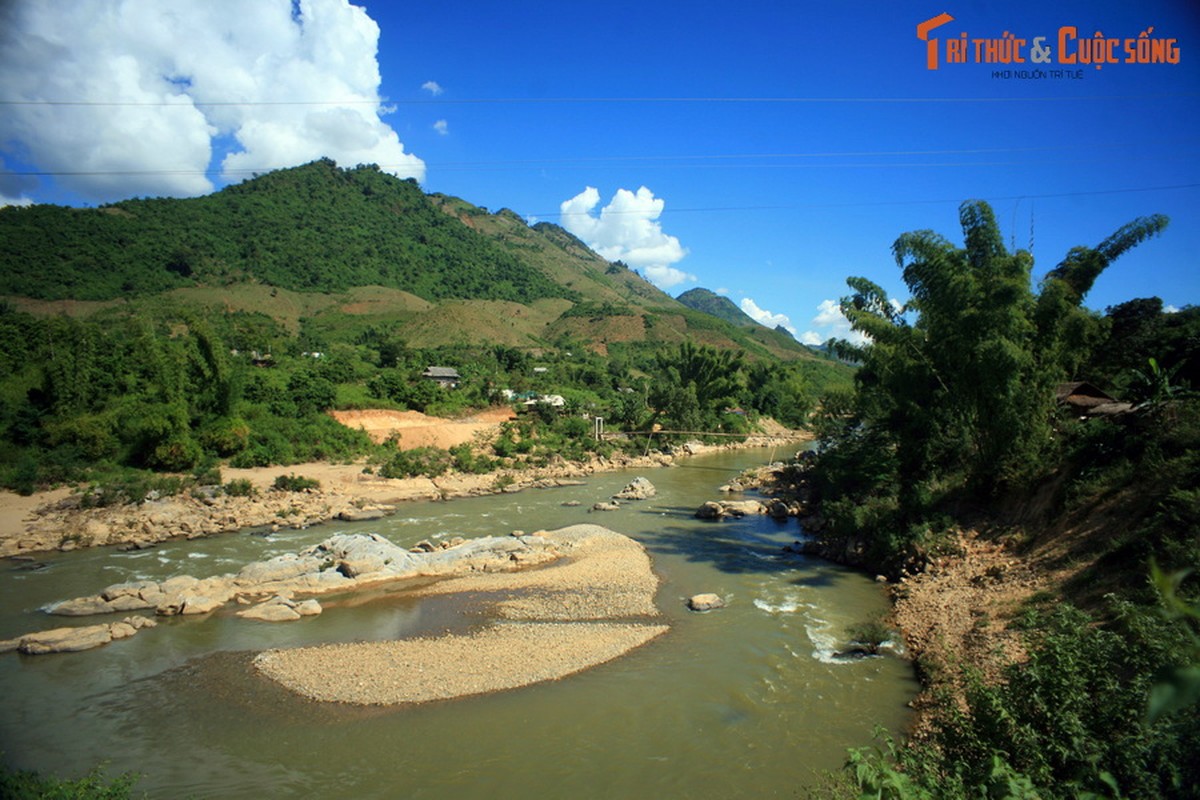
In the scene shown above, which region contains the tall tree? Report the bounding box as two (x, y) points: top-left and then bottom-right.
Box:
(836, 200), (1168, 502)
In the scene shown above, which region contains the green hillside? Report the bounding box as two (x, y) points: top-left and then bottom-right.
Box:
(676, 287), (760, 328)
(0, 160), (854, 495)
(0, 159), (577, 304)
(0, 159), (831, 365)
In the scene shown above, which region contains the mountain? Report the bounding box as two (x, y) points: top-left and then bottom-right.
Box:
(676, 287), (760, 328)
(0, 159), (825, 363)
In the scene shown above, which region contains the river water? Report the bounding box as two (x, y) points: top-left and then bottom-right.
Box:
(0, 448), (917, 798)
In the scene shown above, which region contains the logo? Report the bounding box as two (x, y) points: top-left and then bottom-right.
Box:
(917, 13), (1181, 74)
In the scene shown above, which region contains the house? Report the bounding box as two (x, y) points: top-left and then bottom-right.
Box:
(1055, 382), (1132, 417)
(422, 366), (461, 388)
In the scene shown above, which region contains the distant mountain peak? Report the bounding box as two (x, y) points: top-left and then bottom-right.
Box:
(676, 287), (760, 329)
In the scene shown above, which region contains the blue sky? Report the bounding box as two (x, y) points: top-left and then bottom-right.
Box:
(1, 1), (1197, 344)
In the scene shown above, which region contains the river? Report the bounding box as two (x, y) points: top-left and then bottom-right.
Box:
(0, 447), (917, 798)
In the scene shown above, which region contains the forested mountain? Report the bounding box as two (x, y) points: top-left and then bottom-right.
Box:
(676, 287), (760, 328)
(0, 159), (852, 494)
(0, 159), (576, 303)
(0, 159), (822, 362)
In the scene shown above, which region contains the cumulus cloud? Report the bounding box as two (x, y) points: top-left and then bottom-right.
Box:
(740, 298), (796, 336)
(1165, 304), (1180, 314)
(433, 119), (449, 135)
(421, 80), (444, 96)
(559, 186), (694, 289)
(0, 0), (424, 203)
(801, 299), (870, 347)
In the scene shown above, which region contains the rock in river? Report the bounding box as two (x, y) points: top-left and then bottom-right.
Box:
(612, 477), (656, 501)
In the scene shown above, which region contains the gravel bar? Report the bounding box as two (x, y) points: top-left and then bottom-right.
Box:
(253, 525), (669, 705)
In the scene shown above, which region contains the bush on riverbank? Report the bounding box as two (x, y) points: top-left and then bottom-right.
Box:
(0, 761), (141, 799)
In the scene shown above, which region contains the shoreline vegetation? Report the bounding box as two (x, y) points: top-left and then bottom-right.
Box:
(0, 426), (810, 558)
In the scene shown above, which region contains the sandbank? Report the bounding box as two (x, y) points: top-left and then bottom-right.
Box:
(253, 525), (669, 705)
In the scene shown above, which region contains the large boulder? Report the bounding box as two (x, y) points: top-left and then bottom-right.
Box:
(180, 595), (224, 615)
(238, 596), (303, 622)
(7, 616), (157, 655)
(235, 553), (324, 585)
(720, 500), (766, 517)
(17, 624), (112, 654)
(612, 477), (656, 501)
(687, 593), (726, 611)
(305, 532), (419, 578)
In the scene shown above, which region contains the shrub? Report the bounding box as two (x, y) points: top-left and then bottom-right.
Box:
(449, 443), (496, 474)
(223, 478), (256, 497)
(846, 621), (892, 655)
(0, 761), (141, 799)
(379, 447), (452, 479)
(272, 473), (320, 492)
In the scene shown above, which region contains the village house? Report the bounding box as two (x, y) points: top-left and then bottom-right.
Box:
(422, 366), (461, 388)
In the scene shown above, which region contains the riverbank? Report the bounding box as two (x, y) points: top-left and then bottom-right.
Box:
(0, 429), (810, 557)
(716, 460), (1053, 735)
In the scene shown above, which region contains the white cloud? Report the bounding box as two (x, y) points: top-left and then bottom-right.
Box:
(421, 80), (444, 96)
(740, 297), (796, 335)
(0, 0), (424, 203)
(715, 287), (730, 296)
(559, 185), (693, 289)
(0, 194), (33, 208)
(801, 299), (870, 346)
(433, 119), (448, 135)
(1165, 304), (1180, 314)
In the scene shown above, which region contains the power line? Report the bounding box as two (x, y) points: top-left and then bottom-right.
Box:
(2, 93), (1198, 107)
(6, 141), (1196, 177)
(534, 183), (1200, 218)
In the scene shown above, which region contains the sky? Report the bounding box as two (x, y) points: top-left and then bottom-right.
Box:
(1, 0), (1197, 345)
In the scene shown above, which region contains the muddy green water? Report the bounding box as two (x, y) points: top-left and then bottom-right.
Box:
(0, 448), (917, 798)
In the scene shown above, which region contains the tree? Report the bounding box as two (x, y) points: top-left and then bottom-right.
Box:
(834, 200), (1168, 509)
(648, 342), (745, 433)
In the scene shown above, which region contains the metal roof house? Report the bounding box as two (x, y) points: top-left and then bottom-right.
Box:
(1055, 382), (1132, 417)
(422, 366), (461, 388)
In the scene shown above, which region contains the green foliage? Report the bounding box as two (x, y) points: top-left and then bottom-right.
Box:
(79, 473), (187, 508)
(816, 200), (1170, 568)
(222, 478), (256, 497)
(648, 341), (746, 435)
(846, 593), (1199, 799)
(0, 761), (141, 800)
(845, 621), (892, 655)
(367, 370), (443, 411)
(379, 446), (452, 479)
(271, 473), (320, 492)
(449, 443), (496, 474)
(0, 160), (577, 304)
